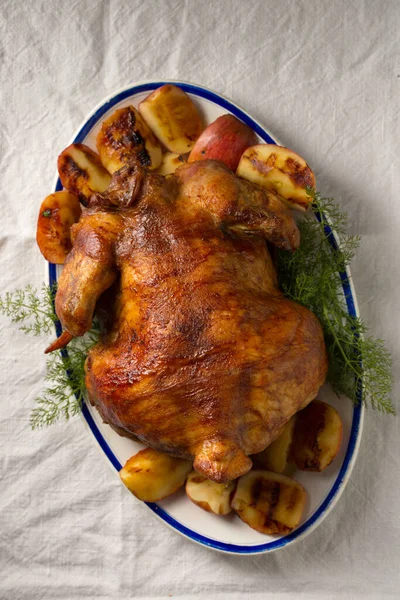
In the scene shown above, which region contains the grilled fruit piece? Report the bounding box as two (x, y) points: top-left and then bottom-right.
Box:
(156, 152), (187, 176)
(119, 448), (192, 502)
(231, 471), (306, 535)
(58, 144), (111, 204)
(237, 144), (316, 211)
(139, 84), (204, 154)
(292, 401), (343, 471)
(189, 114), (258, 171)
(252, 417), (296, 474)
(185, 471), (236, 515)
(36, 191), (81, 264)
(96, 106), (162, 173)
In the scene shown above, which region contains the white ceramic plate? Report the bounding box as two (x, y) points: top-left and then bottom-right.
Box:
(48, 81), (364, 554)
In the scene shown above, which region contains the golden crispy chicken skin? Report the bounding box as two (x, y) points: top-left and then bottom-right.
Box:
(55, 159), (328, 483)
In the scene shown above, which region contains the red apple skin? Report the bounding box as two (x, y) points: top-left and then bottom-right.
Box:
(188, 114), (258, 171)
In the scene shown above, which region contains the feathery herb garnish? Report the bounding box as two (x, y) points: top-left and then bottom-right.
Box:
(0, 189), (395, 427)
(29, 326), (100, 429)
(0, 284), (100, 427)
(277, 189), (395, 414)
(0, 284), (58, 336)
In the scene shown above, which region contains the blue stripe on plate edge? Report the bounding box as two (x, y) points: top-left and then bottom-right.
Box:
(49, 82), (363, 554)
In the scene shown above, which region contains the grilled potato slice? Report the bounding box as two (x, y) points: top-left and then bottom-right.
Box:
(57, 143), (111, 204)
(231, 470), (306, 535)
(139, 84), (204, 154)
(292, 401), (343, 471)
(96, 106), (162, 173)
(120, 448), (192, 502)
(36, 191), (81, 264)
(185, 471), (236, 515)
(237, 144), (315, 211)
(156, 152), (187, 176)
(252, 417), (296, 474)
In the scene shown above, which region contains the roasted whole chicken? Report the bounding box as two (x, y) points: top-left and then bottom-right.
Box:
(54, 159), (328, 482)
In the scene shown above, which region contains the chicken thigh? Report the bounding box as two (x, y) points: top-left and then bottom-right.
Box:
(55, 159), (328, 482)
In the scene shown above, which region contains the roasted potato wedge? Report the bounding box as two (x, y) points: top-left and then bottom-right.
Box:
(119, 448), (192, 502)
(57, 143), (111, 204)
(96, 106), (162, 173)
(185, 471), (236, 515)
(139, 84), (204, 154)
(231, 470), (306, 535)
(236, 144), (316, 211)
(292, 400), (343, 471)
(252, 417), (296, 474)
(189, 114), (258, 171)
(156, 152), (187, 176)
(36, 191), (81, 264)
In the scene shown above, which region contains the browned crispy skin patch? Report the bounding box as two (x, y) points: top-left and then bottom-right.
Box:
(55, 159), (328, 482)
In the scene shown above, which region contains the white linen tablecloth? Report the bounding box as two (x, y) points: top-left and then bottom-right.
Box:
(0, 1), (399, 598)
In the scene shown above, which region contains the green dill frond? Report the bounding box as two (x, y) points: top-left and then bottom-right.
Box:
(30, 326), (100, 429)
(0, 283), (58, 336)
(0, 283), (102, 427)
(277, 189), (395, 414)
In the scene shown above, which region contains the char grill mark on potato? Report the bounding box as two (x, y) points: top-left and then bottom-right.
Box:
(237, 144), (316, 211)
(231, 471), (306, 534)
(251, 477), (282, 528)
(291, 400), (343, 471)
(97, 106), (162, 173)
(136, 147), (151, 167)
(104, 111), (149, 164)
(64, 156), (86, 180)
(138, 84), (205, 154)
(104, 109), (147, 158)
(57, 144), (112, 205)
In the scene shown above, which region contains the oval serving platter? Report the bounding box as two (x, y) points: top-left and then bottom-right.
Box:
(48, 81), (364, 554)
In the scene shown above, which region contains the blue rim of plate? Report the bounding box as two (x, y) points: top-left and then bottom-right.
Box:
(49, 81), (363, 554)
